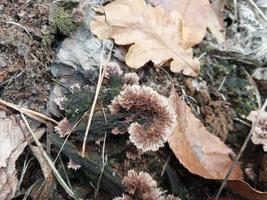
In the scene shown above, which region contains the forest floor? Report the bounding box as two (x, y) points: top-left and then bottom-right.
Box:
(0, 0), (267, 200)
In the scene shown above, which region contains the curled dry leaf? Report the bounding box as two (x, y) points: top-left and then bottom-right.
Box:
(0, 110), (45, 200)
(168, 90), (243, 180)
(148, 0), (225, 47)
(90, 0), (200, 76)
(227, 180), (267, 200)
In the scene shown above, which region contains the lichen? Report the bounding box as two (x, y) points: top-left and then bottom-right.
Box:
(54, 9), (76, 36)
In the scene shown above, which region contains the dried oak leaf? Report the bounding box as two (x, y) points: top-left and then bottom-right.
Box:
(227, 180), (267, 200)
(148, 0), (225, 47)
(90, 0), (200, 76)
(168, 90), (243, 180)
(0, 110), (45, 200)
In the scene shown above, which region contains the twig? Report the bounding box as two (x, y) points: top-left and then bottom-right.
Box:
(247, 0), (267, 24)
(94, 132), (107, 198)
(20, 113), (77, 199)
(4, 21), (32, 39)
(243, 68), (262, 108)
(161, 156), (171, 176)
(23, 179), (39, 200)
(215, 98), (267, 200)
(198, 52), (207, 60)
(0, 99), (58, 124)
(81, 41), (113, 157)
(218, 74), (228, 91)
(233, 117), (252, 127)
(17, 155), (34, 191)
(234, 0), (238, 23)
(53, 111), (88, 163)
(94, 105), (108, 197)
(59, 156), (73, 189)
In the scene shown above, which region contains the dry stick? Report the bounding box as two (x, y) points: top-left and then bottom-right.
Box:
(247, 0), (267, 23)
(234, 0), (238, 22)
(53, 112), (88, 163)
(215, 98), (267, 200)
(81, 41), (113, 157)
(0, 99), (58, 125)
(4, 21), (32, 39)
(94, 132), (107, 198)
(94, 105), (108, 198)
(54, 43), (112, 161)
(243, 68), (262, 108)
(20, 113), (77, 199)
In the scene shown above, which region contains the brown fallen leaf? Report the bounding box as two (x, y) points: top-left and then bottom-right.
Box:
(168, 90), (243, 180)
(90, 0), (200, 76)
(211, 0), (225, 28)
(0, 110), (45, 200)
(148, 0), (224, 48)
(227, 180), (267, 200)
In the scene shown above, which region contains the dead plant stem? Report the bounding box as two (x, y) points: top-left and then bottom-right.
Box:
(215, 98), (267, 200)
(20, 113), (77, 199)
(247, 0), (267, 24)
(94, 105), (108, 197)
(81, 41), (113, 157)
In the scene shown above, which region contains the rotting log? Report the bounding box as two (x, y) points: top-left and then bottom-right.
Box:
(50, 133), (124, 197)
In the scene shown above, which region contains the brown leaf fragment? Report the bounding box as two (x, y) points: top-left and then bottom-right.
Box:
(168, 90), (243, 180)
(0, 110), (45, 200)
(227, 180), (267, 200)
(148, 0), (225, 47)
(90, 0), (200, 76)
(211, 0), (225, 27)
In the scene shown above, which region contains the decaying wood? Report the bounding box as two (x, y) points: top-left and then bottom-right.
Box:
(50, 133), (124, 197)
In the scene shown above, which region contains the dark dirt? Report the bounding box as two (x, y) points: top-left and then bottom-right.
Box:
(1, 1), (266, 200)
(0, 0), (54, 111)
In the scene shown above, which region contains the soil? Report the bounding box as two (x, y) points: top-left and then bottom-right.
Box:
(0, 1), (266, 200)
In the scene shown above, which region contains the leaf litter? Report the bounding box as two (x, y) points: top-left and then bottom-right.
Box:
(90, 0), (200, 76)
(1, 0), (267, 199)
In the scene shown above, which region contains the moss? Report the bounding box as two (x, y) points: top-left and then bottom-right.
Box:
(54, 9), (76, 36)
(100, 75), (124, 105)
(42, 29), (54, 46)
(63, 1), (79, 9)
(200, 61), (231, 85)
(63, 90), (95, 123)
(225, 73), (257, 116)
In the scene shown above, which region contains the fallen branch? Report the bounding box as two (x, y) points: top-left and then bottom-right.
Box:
(50, 133), (124, 197)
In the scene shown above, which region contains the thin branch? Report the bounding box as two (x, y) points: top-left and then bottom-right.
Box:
(81, 41), (113, 157)
(0, 99), (58, 124)
(247, 0), (267, 24)
(20, 113), (77, 199)
(215, 98), (267, 200)
(94, 105), (108, 197)
(53, 112), (88, 163)
(4, 21), (32, 39)
(243, 68), (262, 108)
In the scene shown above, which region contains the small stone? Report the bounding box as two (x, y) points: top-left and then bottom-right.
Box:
(0, 57), (7, 68)
(252, 67), (267, 90)
(0, 4), (4, 15)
